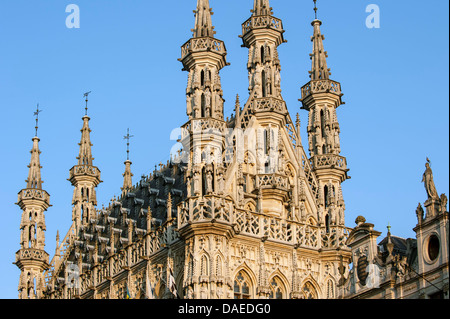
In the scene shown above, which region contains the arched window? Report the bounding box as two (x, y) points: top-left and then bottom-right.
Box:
(325, 214), (330, 233)
(320, 109), (325, 138)
(201, 94), (206, 118)
(260, 45), (265, 64)
(302, 281), (318, 299)
(234, 271), (252, 299)
(211, 163), (215, 193)
(201, 70), (205, 87)
(201, 167), (207, 196)
(200, 255), (209, 276)
(324, 185), (329, 207)
(262, 70), (267, 97)
(269, 277), (284, 299)
(264, 129), (270, 155)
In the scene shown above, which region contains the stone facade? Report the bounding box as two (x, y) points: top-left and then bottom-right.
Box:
(14, 0), (448, 300)
(342, 164), (449, 299)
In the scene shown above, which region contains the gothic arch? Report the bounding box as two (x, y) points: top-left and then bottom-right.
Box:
(186, 252), (195, 280)
(225, 195), (237, 208)
(285, 162), (296, 185)
(260, 45), (265, 64)
(154, 278), (166, 299)
(244, 150), (257, 167)
(262, 70), (267, 97)
(214, 254), (224, 277)
(324, 277), (336, 299)
(243, 198), (257, 212)
(201, 69), (205, 87)
(176, 270), (184, 299)
(199, 253), (210, 277)
(268, 270), (290, 299)
(233, 265), (256, 299)
(307, 216), (318, 226)
(300, 277), (321, 299)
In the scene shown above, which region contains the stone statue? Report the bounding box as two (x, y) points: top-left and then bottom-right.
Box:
(422, 161), (439, 200)
(186, 95), (193, 118)
(193, 170), (200, 196)
(416, 203), (424, 222)
(440, 193), (448, 213)
(206, 171), (213, 194)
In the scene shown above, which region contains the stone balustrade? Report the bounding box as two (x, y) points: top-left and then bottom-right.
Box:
(18, 188), (50, 203)
(310, 154), (347, 171)
(301, 79), (342, 100)
(181, 37), (226, 60)
(252, 97), (287, 114)
(242, 15), (283, 35)
(16, 248), (49, 264)
(69, 165), (101, 179)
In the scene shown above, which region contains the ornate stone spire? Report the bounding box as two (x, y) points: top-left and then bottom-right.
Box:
(252, 0), (273, 16)
(309, 18), (331, 81)
(121, 129), (134, 195)
(300, 2), (345, 160)
(300, 2), (348, 231)
(26, 105), (44, 189)
(193, 0), (215, 38)
(235, 94), (241, 129)
(241, 0), (286, 101)
(122, 160), (133, 195)
(180, 0), (228, 121)
(77, 115), (94, 166)
(69, 94), (102, 230)
(15, 109), (51, 299)
(26, 136), (44, 190)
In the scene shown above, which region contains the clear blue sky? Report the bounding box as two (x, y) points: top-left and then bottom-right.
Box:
(0, 0), (448, 299)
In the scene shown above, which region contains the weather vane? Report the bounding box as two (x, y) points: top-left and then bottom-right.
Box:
(34, 104), (42, 137)
(123, 128), (134, 161)
(313, 0), (318, 20)
(83, 91), (92, 116)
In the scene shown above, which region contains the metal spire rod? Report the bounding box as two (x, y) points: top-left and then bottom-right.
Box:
(313, 0), (318, 20)
(83, 91), (92, 116)
(124, 128), (134, 161)
(34, 104), (42, 137)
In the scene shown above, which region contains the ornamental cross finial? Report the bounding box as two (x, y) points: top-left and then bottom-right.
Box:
(34, 104), (42, 137)
(83, 91), (92, 116)
(123, 128), (134, 161)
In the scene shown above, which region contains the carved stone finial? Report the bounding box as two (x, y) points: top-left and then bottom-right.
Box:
(440, 193), (448, 213)
(355, 215), (366, 226)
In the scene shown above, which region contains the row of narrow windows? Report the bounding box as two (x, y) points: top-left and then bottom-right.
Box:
(196, 45), (272, 117)
(80, 187), (92, 202)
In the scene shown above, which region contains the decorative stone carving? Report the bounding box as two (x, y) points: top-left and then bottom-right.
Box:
(422, 161), (439, 200)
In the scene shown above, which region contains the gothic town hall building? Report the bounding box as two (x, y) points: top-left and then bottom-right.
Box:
(14, 0), (448, 299)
